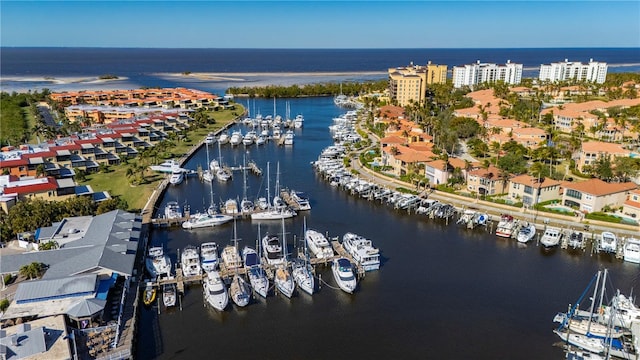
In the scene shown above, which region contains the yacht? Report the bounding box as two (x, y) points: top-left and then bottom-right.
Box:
(516, 223), (536, 243)
(204, 133), (216, 145)
(203, 270), (228, 311)
(292, 258), (314, 295)
(283, 130), (294, 145)
(216, 167), (232, 182)
(229, 274), (251, 307)
(145, 246), (172, 278)
(217, 132), (230, 145)
(223, 198), (239, 215)
(293, 114), (304, 128)
(181, 245), (201, 277)
(332, 257), (358, 294)
(169, 168), (184, 185)
(242, 246), (269, 298)
(540, 227), (563, 248)
(255, 135), (266, 146)
(164, 201), (182, 219)
(598, 231), (618, 253)
(495, 214), (516, 238)
(342, 232), (380, 271)
(290, 190), (311, 211)
(181, 212), (233, 229)
(623, 237), (640, 264)
(202, 169), (215, 183)
(150, 159), (183, 173)
(162, 283), (176, 307)
(221, 245), (243, 271)
(261, 234), (284, 265)
(200, 242), (219, 273)
(305, 229), (334, 259)
(229, 130), (243, 146)
(240, 198), (254, 214)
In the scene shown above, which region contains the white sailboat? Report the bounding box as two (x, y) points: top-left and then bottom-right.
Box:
(251, 162), (295, 220)
(292, 218), (314, 295)
(243, 225), (269, 298)
(240, 156), (254, 214)
(227, 218), (252, 307)
(274, 218), (295, 298)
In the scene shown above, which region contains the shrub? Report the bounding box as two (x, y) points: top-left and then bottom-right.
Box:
(0, 299), (9, 312)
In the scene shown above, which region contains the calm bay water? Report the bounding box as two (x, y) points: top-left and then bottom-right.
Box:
(137, 97), (639, 359)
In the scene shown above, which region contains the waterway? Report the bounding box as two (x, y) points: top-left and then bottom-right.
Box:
(136, 96), (640, 359)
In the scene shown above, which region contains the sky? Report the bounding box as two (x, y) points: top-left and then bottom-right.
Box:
(1, 1), (639, 48)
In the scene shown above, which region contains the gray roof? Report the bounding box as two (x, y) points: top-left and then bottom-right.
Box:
(0, 325), (47, 359)
(0, 210), (141, 278)
(15, 274), (97, 303)
(66, 298), (106, 318)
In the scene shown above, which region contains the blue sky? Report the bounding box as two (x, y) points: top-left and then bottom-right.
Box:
(1, 1), (639, 48)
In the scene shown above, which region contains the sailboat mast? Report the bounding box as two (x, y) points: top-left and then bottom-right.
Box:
(243, 155), (248, 201)
(266, 162), (271, 207)
(586, 270), (603, 335)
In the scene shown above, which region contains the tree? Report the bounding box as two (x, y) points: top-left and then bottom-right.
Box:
(19, 262), (46, 280)
(613, 156), (640, 182)
(593, 154), (613, 181)
(39, 241), (59, 250)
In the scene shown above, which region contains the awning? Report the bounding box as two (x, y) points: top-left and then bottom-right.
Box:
(66, 298), (106, 319)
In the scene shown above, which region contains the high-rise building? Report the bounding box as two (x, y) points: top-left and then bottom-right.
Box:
(452, 60), (523, 88)
(538, 59), (608, 83)
(388, 61), (447, 106)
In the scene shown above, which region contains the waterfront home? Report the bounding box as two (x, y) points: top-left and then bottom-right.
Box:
(560, 178), (637, 213)
(424, 159), (451, 187)
(575, 141), (631, 172)
(381, 144), (436, 177)
(466, 165), (510, 196)
(507, 174), (561, 207)
(622, 189), (640, 220)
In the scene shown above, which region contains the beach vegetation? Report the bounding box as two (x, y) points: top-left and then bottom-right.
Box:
(227, 79), (388, 98)
(0, 299), (9, 312)
(98, 74), (119, 80)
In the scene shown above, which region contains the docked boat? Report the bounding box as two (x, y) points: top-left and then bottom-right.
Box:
(164, 201), (182, 220)
(290, 190), (311, 211)
(229, 274), (251, 307)
(223, 198), (239, 215)
(217, 132), (230, 145)
(221, 245), (242, 271)
(145, 246), (172, 278)
(292, 258), (314, 295)
(204, 133), (216, 145)
(598, 231), (618, 253)
(150, 159), (183, 173)
(143, 282), (156, 306)
(216, 167), (232, 182)
(342, 232), (380, 271)
(540, 227), (563, 248)
(229, 130), (243, 146)
(200, 242), (219, 273)
(181, 212), (233, 229)
(169, 168), (184, 185)
(553, 312), (626, 339)
(553, 329), (605, 354)
(568, 231), (586, 250)
(203, 270), (228, 311)
(516, 223), (536, 243)
(623, 237), (640, 264)
(181, 245), (201, 277)
(251, 208), (296, 220)
(305, 229), (334, 259)
(261, 234), (284, 265)
(242, 246), (269, 298)
(283, 130), (294, 145)
(293, 114), (304, 128)
(332, 257), (357, 294)
(495, 214), (516, 238)
(162, 283), (176, 307)
(255, 135), (266, 146)
(275, 265), (295, 298)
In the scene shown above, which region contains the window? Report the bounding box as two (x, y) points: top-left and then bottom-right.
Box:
(566, 189), (582, 199)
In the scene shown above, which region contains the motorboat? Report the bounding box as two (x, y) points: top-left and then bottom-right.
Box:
(223, 198), (239, 215)
(242, 246), (269, 298)
(540, 227), (562, 248)
(261, 234), (284, 265)
(598, 231), (618, 253)
(169, 168), (184, 185)
(516, 223), (536, 243)
(292, 258), (314, 295)
(162, 283), (176, 307)
(568, 231), (586, 250)
(290, 190), (311, 211)
(256, 197), (269, 210)
(200, 242), (219, 273)
(221, 245), (243, 271)
(495, 214), (516, 238)
(203, 270), (228, 311)
(181, 245), (201, 277)
(229, 130), (243, 146)
(240, 198), (254, 214)
(242, 131), (255, 146)
(255, 135), (266, 146)
(145, 246), (172, 278)
(305, 229), (334, 259)
(623, 237), (640, 264)
(204, 133), (216, 145)
(217, 132), (230, 145)
(283, 130), (294, 145)
(229, 274), (251, 307)
(181, 212), (233, 229)
(275, 265), (295, 298)
(143, 282), (156, 306)
(164, 201), (182, 219)
(342, 232), (380, 271)
(293, 114), (304, 128)
(332, 257), (357, 294)
(150, 159), (183, 173)
(202, 169), (215, 183)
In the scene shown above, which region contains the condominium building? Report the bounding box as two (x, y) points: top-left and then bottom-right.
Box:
(388, 61), (447, 106)
(452, 60), (523, 88)
(538, 59), (608, 84)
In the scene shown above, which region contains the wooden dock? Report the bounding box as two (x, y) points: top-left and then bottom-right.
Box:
(150, 208), (191, 228)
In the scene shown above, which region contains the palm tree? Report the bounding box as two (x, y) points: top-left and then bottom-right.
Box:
(19, 262), (45, 280)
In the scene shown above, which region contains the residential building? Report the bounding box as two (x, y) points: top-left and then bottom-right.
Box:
(466, 165), (510, 195)
(452, 60), (522, 88)
(424, 159), (450, 186)
(381, 144), (435, 177)
(538, 59), (608, 84)
(622, 189), (640, 220)
(561, 179), (637, 213)
(388, 61), (447, 106)
(575, 141), (631, 172)
(507, 174), (561, 207)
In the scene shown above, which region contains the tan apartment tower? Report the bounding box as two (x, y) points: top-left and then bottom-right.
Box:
(388, 61), (447, 106)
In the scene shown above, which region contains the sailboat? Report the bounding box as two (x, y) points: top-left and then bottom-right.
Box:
(213, 141), (232, 182)
(251, 162), (296, 220)
(240, 156), (254, 215)
(181, 182), (232, 229)
(227, 218), (252, 307)
(242, 224), (269, 298)
(274, 218), (295, 298)
(202, 142), (215, 182)
(292, 217), (315, 295)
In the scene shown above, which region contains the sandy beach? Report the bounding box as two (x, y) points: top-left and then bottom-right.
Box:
(153, 71), (387, 87)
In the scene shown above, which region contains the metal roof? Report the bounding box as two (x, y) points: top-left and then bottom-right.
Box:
(66, 298), (106, 318)
(15, 274), (97, 303)
(0, 325), (47, 359)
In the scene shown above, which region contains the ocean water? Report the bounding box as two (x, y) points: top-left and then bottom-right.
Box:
(1, 47), (639, 94)
(136, 97), (639, 359)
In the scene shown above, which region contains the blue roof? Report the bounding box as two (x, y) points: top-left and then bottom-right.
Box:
(95, 273), (118, 300)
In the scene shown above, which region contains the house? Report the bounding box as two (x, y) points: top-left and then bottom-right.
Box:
(381, 145), (435, 177)
(575, 141), (631, 172)
(466, 165), (509, 195)
(424, 160), (450, 186)
(507, 174), (561, 207)
(561, 178), (637, 213)
(622, 189), (640, 220)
